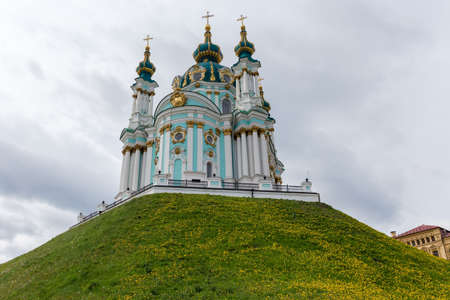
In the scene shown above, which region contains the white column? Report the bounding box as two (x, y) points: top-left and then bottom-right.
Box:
(249, 75), (254, 95)
(148, 92), (154, 117)
(260, 132), (269, 177)
(132, 96), (137, 114)
(140, 150), (147, 187)
(120, 149), (131, 192)
(242, 71), (248, 95)
(241, 130), (249, 177)
(224, 129), (233, 179)
(132, 147), (141, 190)
(252, 129), (261, 175)
(144, 141), (154, 185)
(236, 77), (241, 102)
(187, 122), (194, 171)
(197, 123), (204, 172)
(163, 127), (171, 174)
(236, 133), (242, 178)
(119, 151), (126, 192)
(247, 131), (254, 177)
(156, 135), (163, 173)
(128, 151), (135, 189)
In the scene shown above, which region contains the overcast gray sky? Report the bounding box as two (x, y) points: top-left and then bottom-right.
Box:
(1, 0), (449, 263)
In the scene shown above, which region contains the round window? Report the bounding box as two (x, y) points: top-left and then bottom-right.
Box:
(206, 135), (213, 144)
(174, 132), (183, 141)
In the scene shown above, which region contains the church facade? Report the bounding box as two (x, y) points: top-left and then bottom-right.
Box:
(116, 17), (288, 200)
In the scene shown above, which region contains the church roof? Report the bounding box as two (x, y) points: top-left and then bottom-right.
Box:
(234, 25), (255, 59)
(193, 24), (223, 64)
(396, 225), (441, 238)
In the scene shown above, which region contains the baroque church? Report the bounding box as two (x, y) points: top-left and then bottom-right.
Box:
(115, 14), (291, 200)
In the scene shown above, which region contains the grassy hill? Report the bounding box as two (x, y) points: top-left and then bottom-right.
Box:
(0, 194), (449, 299)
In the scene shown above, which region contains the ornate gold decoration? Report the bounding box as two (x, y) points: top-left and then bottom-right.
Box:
(215, 128), (221, 136)
(209, 62), (216, 81)
(170, 89), (187, 107)
(225, 84), (230, 90)
(223, 128), (232, 136)
(146, 140), (154, 147)
(121, 145), (132, 154)
(206, 90), (212, 95)
(208, 150), (214, 158)
(171, 126), (186, 144)
(197, 122), (204, 129)
(204, 129), (217, 147)
(159, 124), (171, 135)
(132, 94), (137, 99)
(195, 82), (200, 88)
(174, 147), (181, 155)
(155, 137), (160, 154)
(189, 65), (206, 82)
(186, 120), (195, 128)
(154, 157), (158, 165)
(237, 14), (247, 26)
(219, 68), (233, 83)
(214, 91), (220, 95)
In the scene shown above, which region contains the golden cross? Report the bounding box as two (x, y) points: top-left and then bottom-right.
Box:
(237, 14), (247, 26)
(143, 35), (153, 47)
(202, 11), (214, 25)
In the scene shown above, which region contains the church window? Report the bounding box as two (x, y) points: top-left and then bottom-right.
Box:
(174, 132), (183, 141)
(431, 236), (435, 241)
(193, 72), (202, 81)
(222, 99), (231, 114)
(432, 250), (439, 257)
(206, 162), (212, 178)
(206, 135), (213, 144)
(426, 237), (430, 243)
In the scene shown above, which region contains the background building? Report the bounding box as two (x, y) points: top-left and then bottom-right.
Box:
(391, 225), (450, 259)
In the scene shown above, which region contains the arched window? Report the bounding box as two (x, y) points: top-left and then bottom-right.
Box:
(206, 162), (213, 178)
(222, 99), (231, 114)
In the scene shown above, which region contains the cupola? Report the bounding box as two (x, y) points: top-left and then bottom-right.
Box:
(136, 36), (156, 82)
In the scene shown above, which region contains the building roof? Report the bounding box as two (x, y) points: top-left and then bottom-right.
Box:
(396, 224), (440, 238)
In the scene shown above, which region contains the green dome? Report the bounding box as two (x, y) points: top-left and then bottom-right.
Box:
(234, 25), (255, 59)
(193, 24), (223, 63)
(136, 46), (156, 81)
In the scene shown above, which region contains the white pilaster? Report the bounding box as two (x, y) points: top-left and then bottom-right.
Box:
(236, 77), (241, 102)
(260, 133), (270, 177)
(197, 123), (204, 172)
(247, 131), (254, 177)
(121, 149), (131, 192)
(128, 151), (135, 189)
(144, 141), (154, 185)
(224, 130), (233, 179)
(132, 147), (141, 190)
(236, 133), (242, 178)
(252, 129), (261, 175)
(241, 130), (249, 177)
(119, 151), (126, 192)
(163, 127), (171, 174)
(156, 135), (163, 173)
(242, 71), (249, 95)
(148, 93), (154, 117)
(140, 150), (147, 187)
(187, 122), (194, 171)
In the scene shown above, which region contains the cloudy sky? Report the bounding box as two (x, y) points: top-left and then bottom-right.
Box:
(1, 0), (449, 263)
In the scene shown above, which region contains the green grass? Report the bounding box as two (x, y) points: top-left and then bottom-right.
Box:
(0, 193), (449, 299)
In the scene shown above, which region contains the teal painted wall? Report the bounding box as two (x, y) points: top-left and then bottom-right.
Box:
(193, 124), (198, 172)
(173, 159), (182, 181)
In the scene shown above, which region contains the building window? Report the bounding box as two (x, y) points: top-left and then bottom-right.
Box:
(432, 250), (439, 257)
(407, 241), (411, 246)
(416, 240), (420, 245)
(426, 237), (430, 243)
(431, 236), (435, 241)
(222, 99), (231, 114)
(206, 162), (212, 178)
(421, 238), (425, 244)
(412, 240), (416, 246)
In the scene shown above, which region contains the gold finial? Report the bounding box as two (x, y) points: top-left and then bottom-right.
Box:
(202, 11), (214, 25)
(237, 14), (247, 26)
(143, 35), (153, 48)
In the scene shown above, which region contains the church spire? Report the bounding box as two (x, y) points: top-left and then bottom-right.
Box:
(193, 11), (223, 63)
(234, 15), (255, 59)
(136, 35), (156, 82)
